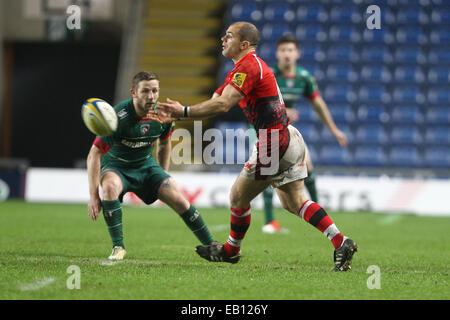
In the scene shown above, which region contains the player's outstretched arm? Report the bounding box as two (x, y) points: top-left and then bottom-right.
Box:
(309, 96), (348, 147)
(87, 145), (103, 221)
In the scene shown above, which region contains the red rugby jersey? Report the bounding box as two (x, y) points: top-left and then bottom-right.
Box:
(216, 51), (291, 171)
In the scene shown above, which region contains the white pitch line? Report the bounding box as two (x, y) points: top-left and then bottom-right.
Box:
(19, 277), (55, 292)
(210, 224), (229, 232)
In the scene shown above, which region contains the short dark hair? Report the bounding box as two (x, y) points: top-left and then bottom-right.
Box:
(234, 22), (260, 48)
(132, 71), (159, 89)
(277, 34), (299, 49)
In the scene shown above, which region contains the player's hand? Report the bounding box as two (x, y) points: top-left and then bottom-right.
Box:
(333, 129), (348, 147)
(149, 98), (184, 123)
(286, 108), (299, 122)
(147, 108), (177, 124)
(88, 194), (102, 221)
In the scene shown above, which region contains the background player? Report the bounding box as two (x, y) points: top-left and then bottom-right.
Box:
(260, 34), (349, 234)
(149, 22), (357, 271)
(87, 71), (215, 260)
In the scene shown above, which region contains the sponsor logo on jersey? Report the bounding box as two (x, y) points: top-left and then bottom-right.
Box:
(117, 109), (128, 119)
(140, 124), (150, 135)
(232, 73), (247, 88)
(121, 139), (152, 148)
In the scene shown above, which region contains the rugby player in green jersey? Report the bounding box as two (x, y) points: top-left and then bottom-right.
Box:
(86, 71), (215, 260)
(259, 34), (348, 234)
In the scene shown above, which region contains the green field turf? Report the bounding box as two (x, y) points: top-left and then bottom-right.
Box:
(0, 200), (448, 300)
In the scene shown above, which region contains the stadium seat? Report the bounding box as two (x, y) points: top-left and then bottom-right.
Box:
(388, 146), (422, 167)
(263, 3), (295, 22)
(215, 121), (250, 165)
(319, 124), (352, 143)
(431, 8), (450, 24)
(360, 65), (392, 83)
(396, 26), (427, 45)
(430, 28), (450, 45)
(298, 62), (325, 81)
(394, 46), (426, 64)
(394, 66), (425, 84)
(354, 124), (388, 144)
(358, 85), (391, 103)
(318, 144), (352, 166)
(326, 63), (358, 82)
(295, 5), (328, 23)
(390, 126), (422, 145)
(297, 104), (319, 122)
(324, 84), (357, 103)
(424, 147), (450, 168)
(362, 28), (394, 44)
(425, 107), (450, 124)
(295, 123), (319, 143)
(427, 87), (450, 104)
(425, 126), (450, 145)
(258, 42), (277, 63)
(390, 105), (423, 125)
(427, 67), (450, 84)
(329, 25), (361, 42)
(327, 45), (359, 62)
(295, 24), (327, 42)
(261, 22), (293, 41)
(329, 5), (362, 23)
(356, 105), (389, 123)
(360, 45), (393, 64)
(354, 146), (387, 167)
(300, 44), (325, 62)
(396, 7), (429, 24)
(428, 47), (450, 64)
(393, 86), (425, 104)
(229, 3), (263, 23)
(327, 104), (355, 122)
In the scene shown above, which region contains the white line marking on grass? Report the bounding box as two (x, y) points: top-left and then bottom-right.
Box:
(19, 277), (55, 291)
(210, 224), (229, 232)
(99, 260), (123, 266)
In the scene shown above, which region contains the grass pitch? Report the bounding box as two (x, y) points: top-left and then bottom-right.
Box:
(0, 200), (448, 300)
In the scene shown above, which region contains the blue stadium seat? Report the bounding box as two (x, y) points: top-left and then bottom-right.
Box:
(318, 144), (352, 166)
(215, 121), (250, 165)
(394, 46), (426, 64)
(298, 62), (325, 81)
(326, 63), (358, 82)
(358, 85), (391, 103)
(396, 26), (427, 45)
(263, 3), (295, 22)
(319, 124), (352, 143)
(295, 123), (319, 143)
(258, 42), (276, 64)
(306, 144), (318, 163)
(229, 3), (263, 23)
(393, 86), (425, 104)
(424, 147), (450, 168)
(425, 106), (450, 124)
(427, 67), (450, 83)
(300, 44), (325, 62)
(356, 105), (389, 123)
(390, 126), (422, 145)
(297, 104), (319, 122)
(295, 24), (327, 42)
(394, 66), (425, 84)
(329, 25), (361, 42)
(360, 65), (392, 83)
(388, 146), (422, 167)
(327, 104), (355, 122)
(324, 84), (357, 103)
(261, 22), (293, 41)
(430, 28), (450, 45)
(362, 28), (394, 44)
(354, 124), (388, 144)
(431, 8), (450, 24)
(427, 87), (450, 104)
(329, 5), (362, 23)
(390, 105), (423, 124)
(396, 7), (429, 24)
(354, 146), (387, 167)
(428, 47), (450, 64)
(295, 5), (328, 23)
(360, 45), (393, 64)
(327, 45), (359, 62)
(425, 126), (450, 145)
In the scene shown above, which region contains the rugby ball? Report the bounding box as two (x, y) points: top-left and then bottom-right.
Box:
(81, 98), (118, 136)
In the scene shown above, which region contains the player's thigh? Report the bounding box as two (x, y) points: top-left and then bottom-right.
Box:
(100, 170), (123, 200)
(230, 174), (272, 208)
(157, 177), (190, 214)
(275, 179), (308, 214)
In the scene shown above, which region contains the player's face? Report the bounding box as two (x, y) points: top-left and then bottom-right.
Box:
(276, 42), (300, 67)
(132, 79), (160, 116)
(221, 26), (242, 59)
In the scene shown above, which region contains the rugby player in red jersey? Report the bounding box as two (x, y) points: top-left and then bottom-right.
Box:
(149, 22), (357, 271)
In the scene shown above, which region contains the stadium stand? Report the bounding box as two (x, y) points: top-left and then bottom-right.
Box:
(219, 0), (450, 172)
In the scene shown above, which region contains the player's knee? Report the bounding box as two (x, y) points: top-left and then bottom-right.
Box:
(102, 181), (121, 199)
